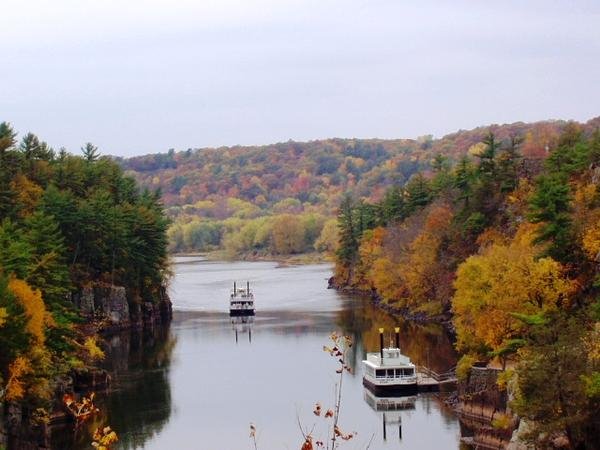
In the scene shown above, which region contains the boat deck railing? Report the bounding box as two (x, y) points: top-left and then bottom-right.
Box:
(416, 365), (457, 383)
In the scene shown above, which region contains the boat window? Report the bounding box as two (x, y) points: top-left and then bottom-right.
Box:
(395, 369), (402, 377)
(375, 369), (385, 378)
(386, 369), (395, 378)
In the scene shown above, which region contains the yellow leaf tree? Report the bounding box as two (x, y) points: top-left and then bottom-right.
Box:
(271, 214), (305, 254)
(354, 227), (385, 290)
(8, 278), (47, 344)
(401, 205), (452, 308)
(453, 224), (573, 357)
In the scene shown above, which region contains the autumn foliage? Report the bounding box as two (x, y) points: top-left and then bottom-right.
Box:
(118, 118), (600, 257)
(0, 121), (168, 449)
(333, 122), (600, 445)
(453, 224), (573, 354)
(8, 278), (47, 345)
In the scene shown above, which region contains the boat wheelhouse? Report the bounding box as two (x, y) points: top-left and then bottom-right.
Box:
(362, 327), (417, 395)
(229, 281), (255, 316)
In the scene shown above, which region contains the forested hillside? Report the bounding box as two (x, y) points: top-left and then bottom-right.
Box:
(118, 118), (600, 257)
(0, 122), (169, 423)
(332, 122), (600, 446)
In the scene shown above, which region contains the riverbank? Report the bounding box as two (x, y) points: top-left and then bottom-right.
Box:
(171, 250), (332, 266)
(328, 277), (453, 328)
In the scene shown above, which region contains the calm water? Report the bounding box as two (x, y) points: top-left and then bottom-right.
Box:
(58, 258), (460, 449)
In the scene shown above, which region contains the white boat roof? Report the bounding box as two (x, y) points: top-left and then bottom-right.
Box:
(363, 348), (415, 369)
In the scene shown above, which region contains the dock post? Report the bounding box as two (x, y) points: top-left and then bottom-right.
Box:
(379, 328), (384, 360)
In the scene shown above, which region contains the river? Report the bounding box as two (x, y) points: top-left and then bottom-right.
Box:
(56, 258), (460, 449)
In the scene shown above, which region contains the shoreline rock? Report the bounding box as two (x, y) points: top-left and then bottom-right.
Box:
(328, 276), (454, 329)
(72, 282), (173, 332)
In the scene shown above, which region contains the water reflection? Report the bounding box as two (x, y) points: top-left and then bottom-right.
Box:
(53, 325), (176, 450)
(231, 316), (253, 344)
(363, 389), (416, 442)
(337, 294), (457, 373)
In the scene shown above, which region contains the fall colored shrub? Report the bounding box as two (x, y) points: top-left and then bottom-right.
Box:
(8, 278), (47, 344)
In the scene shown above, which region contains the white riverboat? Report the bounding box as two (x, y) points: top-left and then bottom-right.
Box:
(362, 327), (417, 395)
(229, 281), (255, 316)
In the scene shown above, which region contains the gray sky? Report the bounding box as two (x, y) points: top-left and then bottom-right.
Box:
(1, 0), (599, 157)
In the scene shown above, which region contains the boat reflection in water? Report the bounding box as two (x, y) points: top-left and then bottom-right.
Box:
(363, 388), (416, 442)
(231, 315), (254, 344)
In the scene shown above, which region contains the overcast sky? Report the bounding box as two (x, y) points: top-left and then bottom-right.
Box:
(1, 0), (599, 157)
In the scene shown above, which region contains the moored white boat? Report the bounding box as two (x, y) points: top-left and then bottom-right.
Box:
(362, 327), (417, 395)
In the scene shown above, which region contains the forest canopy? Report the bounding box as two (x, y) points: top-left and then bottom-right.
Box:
(0, 122), (169, 408)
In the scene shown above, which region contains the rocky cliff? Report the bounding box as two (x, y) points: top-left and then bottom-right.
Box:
(457, 367), (518, 449)
(72, 283), (172, 331)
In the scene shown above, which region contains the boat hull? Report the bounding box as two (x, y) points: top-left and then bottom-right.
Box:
(363, 377), (418, 397)
(229, 309), (255, 316)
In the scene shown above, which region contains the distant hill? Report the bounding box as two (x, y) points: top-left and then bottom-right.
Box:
(115, 117), (599, 255)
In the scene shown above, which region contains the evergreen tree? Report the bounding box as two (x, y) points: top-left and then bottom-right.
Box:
(529, 174), (575, 263)
(379, 186), (405, 225)
(545, 123), (585, 176)
(588, 128), (600, 166)
(497, 135), (522, 193)
(431, 153), (449, 173)
(19, 133), (53, 180)
(81, 142), (100, 163)
(404, 173), (432, 213)
(0, 122), (18, 220)
(454, 156), (475, 207)
(355, 201), (378, 235)
(336, 195), (358, 267)
(477, 132), (501, 178)
(0, 221), (33, 279)
(24, 211), (71, 306)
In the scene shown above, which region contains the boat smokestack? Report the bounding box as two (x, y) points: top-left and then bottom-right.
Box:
(395, 327), (400, 349)
(234, 282), (237, 295)
(379, 327), (384, 360)
(247, 281), (250, 294)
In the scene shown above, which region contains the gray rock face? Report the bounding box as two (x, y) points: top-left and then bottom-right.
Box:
(72, 283), (172, 330)
(457, 367), (515, 448)
(73, 284), (130, 327)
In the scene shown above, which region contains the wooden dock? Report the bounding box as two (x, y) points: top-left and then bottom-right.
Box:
(416, 365), (457, 392)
